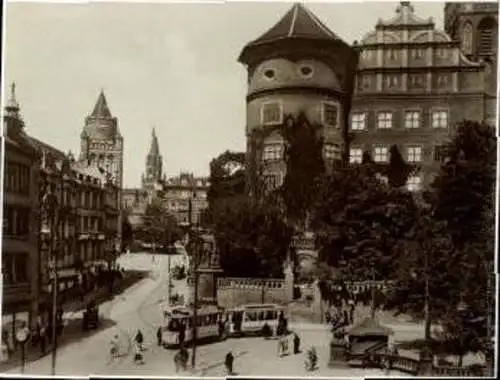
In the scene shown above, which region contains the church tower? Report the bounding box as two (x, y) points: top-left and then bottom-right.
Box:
(444, 2), (498, 125)
(80, 90), (124, 188)
(141, 127), (164, 190)
(238, 3), (358, 195)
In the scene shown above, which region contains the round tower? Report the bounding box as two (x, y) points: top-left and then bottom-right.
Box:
(239, 3), (358, 193)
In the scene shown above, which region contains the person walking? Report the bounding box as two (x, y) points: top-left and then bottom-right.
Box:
(133, 341), (144, 365)
(156, 327), (162, 346)
(348, 299), (355, 324)
(225, 351), (234, 375)
(178, 324), (185, 348)
(108, 334), (120, 365)
(135, 330), (144, 351)
(293, 332), (301, 355)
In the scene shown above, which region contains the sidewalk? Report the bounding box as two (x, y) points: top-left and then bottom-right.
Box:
(0, 270), (147, 373)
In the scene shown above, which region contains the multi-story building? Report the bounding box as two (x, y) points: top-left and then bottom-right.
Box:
(31, 139), (120, 312)
(2, 83), (40, 331)
(162, 173), (209, 226)
(2, 85), (121, 333)
(79, 91), (124, 249)
(122, 130), (209, 230)
(350, 1), (497, 191)
(238, 2), (358, 194)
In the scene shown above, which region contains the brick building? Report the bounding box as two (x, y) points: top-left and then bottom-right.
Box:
(239, 2), (358, 194)
(350, 1), (498, 190)
(2, 83), (40, 332)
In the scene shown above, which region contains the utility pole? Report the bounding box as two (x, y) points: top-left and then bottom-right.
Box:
(188, 187), (199, 369)
(370, 266), (376, 319)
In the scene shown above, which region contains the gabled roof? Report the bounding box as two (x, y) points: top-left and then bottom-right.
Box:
(27, 135), (66, 161)
(377, 1), (433, 28)
(90, 90), (113, 118)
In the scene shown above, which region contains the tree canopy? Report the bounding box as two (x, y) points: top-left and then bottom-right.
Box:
(137, 198), (182, 249)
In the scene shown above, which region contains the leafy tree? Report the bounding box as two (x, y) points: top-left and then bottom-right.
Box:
(213, 195), (293, 278)
(137, 198), (181, 250)
(313, 165), (418, 281)
(280, 112), (325, 225)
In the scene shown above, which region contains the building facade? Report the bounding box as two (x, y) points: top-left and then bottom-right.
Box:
(122, 130), (209, 230)
(2, 83), (40, 331)
(79, 91), (123, 249)
(350, 1), (497, 191)
(239, 3), (358, 194)
(161, 173), (209, 226)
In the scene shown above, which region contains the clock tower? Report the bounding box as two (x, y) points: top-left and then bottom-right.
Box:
(80, 90), (124, 188)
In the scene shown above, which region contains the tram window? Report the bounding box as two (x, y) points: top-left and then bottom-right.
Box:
(246, 312), (257, 321)
(266, 310), (275, 320)
(205, 315), (211, 325)
(258, 311), (265, 320)
(168, 319), (180, 331)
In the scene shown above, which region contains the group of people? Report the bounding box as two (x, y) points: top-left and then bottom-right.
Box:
(109, 329), (145, 365)
(325, 299), (356, 331)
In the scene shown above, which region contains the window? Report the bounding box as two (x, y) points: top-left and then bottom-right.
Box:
(412, 48), (425, 59)
(322, 102), (339, 127)
(407, 146), (422, 163)
(386, 49), (397, 60)
(462, 23), (473, 54)
(409, 74), (424, 89)
(261, 102), (283, 125)
(262, 144), (283, 161)
(385, 75), (399, 88)
(405, 111), (420, 129)
(263, 173), (282, 190)
(351, 112), (366, 131)
(436, 48), (448, 58)
(373, 146), (389, 162)
(323, 143), (341, 161)
(437, 74), (448, 87)
(406, 175), (422, 192)
(477, 18), (497, 55)
(432, 110), (448, 128)
(360, 75), (371, 91)
(377, 112), (393, 129)
(434, 145), (448, 162)
(299, 65), (314, 77)
(349, 148), (363, 164)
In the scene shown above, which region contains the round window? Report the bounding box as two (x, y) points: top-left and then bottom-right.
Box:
(264, 69), (276, 79)
(299, 65), (314, 77)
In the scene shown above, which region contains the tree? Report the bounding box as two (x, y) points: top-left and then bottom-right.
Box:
(213, 195), (293, 278)
(137, 198), (181, 250)
(280, 112), (325, 225)
(313, 165), (418, 280)
(121, 208), (134, 251)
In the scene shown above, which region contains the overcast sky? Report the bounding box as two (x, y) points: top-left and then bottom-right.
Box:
(3, 0), (444, 188)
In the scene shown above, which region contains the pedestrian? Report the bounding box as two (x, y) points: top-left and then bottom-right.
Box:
(225, 351), (234, 375)
(293, 332), (300, 354)
(39, 325), (46, 354)
(133, 341), (144, 364)
(348, 299), (355, 324)
(178, 324), (185, 348)
(135, 330), (144, 351)
(156, 326), (163, 346)
(174, 350), (182, 372)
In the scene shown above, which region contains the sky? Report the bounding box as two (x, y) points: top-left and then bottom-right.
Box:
(3, 0), (445, 188)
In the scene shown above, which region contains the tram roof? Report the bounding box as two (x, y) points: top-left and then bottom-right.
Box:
(164, 305), (223, 317)
(236, 303), (284, 310)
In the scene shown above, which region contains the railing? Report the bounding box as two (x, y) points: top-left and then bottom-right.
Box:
(217, 277), (285, 289)
(330, 348), (487, 377)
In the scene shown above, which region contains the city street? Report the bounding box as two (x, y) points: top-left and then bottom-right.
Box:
(6, 252), (414, 377)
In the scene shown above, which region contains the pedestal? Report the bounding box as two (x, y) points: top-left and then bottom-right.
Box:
(418, 347), (434, 376)
(197, 269), (222, 305)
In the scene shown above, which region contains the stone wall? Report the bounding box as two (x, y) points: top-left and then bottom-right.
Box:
(216, 277), (289, 308)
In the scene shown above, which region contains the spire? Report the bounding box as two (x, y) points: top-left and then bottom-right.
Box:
(149, 127), (159, 155)
(6, 82), (19, 111)
(90, 89), (112, 118)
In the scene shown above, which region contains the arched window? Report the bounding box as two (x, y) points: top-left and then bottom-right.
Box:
(461, 22), (473, 54)
(476, 17), (498, 55)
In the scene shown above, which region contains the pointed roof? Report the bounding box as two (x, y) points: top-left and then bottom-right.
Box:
(90, 90), (112, 118)
(253, 3), (341, 45)
(149, 127), (160, 155)
(377, 1), (433, 27)
(5, 82), (20, 110)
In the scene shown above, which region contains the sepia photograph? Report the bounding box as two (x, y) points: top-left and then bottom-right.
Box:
(0, 0), (498, 377)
